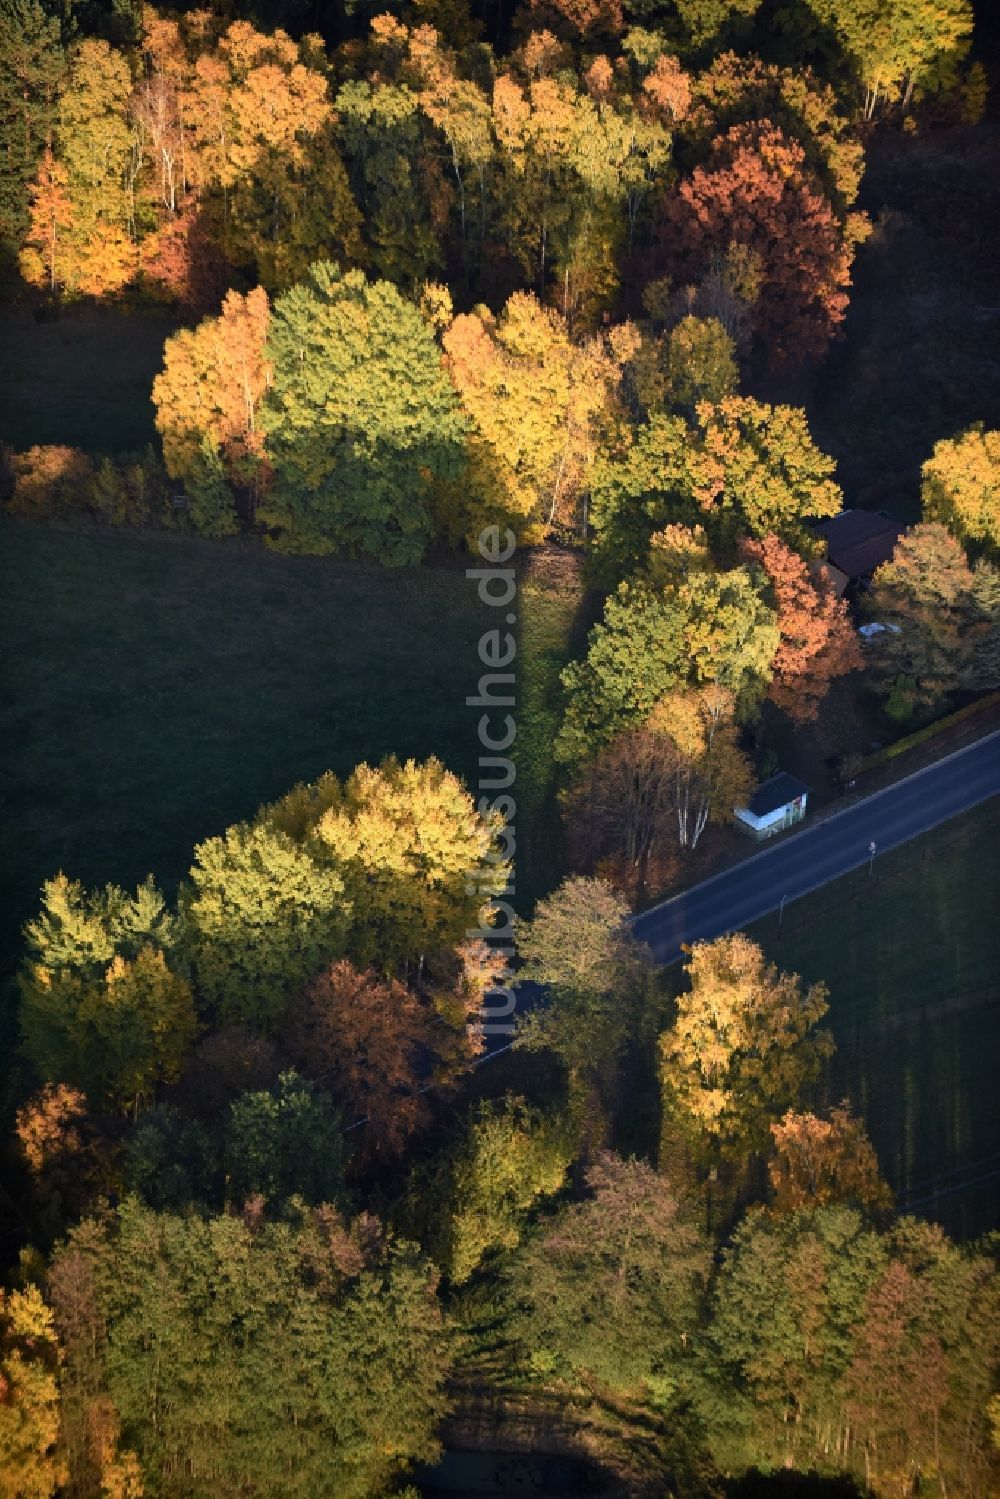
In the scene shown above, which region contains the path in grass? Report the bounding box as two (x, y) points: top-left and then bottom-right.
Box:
(748, 799), (1000, 1240)
(513, 554), (587, 905)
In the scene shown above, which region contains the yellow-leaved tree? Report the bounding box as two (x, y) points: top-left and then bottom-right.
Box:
(660, 933), (834, 1188)
(316, 756), (508, 974)
(0, 1286), (66, 1499)
(921, 425), (1000, 558)
(442, 290), (628, 541)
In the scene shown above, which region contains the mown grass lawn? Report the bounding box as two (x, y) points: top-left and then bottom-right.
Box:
(0, 525), (579, 1021)
(748, 798), (1000, 1240)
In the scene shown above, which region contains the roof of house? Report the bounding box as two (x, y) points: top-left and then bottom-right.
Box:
(742, 772), (811, 819)
(814, 510), (904, 579)
(809, 558), (850, 598)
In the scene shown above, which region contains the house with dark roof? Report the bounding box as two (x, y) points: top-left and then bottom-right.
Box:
(813, 510), (904, 585)
(734, 773), (810, 842)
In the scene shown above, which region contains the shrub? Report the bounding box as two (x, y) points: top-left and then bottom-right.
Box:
(7, 445), (94, 520)
(5, 444), (169, 528)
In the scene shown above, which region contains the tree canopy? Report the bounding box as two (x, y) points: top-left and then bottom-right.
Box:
(922, 425), (1000, 558)
(660, 933), (834, 1167)
(48, 1197), (454, 1498)
(260, 262), (468, 563)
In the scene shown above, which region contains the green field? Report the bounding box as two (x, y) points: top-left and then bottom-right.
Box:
(0, 524), (581, 1018)
(0, 306), (176, 454)
(748, 800), (1000, 1240)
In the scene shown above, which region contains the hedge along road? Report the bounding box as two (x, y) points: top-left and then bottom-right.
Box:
(628, 728), (1000, 966)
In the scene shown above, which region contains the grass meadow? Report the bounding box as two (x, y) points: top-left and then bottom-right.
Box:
(748, 799), (1000, 1240)
(0, 305), (176, 454)
(0, 523), (582, 1024)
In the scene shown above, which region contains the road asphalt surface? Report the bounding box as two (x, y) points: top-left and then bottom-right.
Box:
(630, 728), (1000, 966)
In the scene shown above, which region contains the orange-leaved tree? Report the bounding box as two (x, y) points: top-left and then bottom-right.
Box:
(658, 120), (867, 362)
(741, 533), (862, 721)
(769, 1104), (892, 1215)
(152, 286), (272, 535)
(21, 38), (136, 296)
(287, 959), (436, 1162)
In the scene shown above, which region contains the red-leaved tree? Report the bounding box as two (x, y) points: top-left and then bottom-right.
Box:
(287, 960), (436, 1163)
(658, 121), (865, 361)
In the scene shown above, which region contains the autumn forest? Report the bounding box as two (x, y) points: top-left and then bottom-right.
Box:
(0, 0), (999, 1494)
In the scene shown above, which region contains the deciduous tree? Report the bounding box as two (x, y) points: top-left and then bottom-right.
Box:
(865, 522), (993, 712)
(21, 946), (196, 1116)
(336, 77), (445, 289)
(227, 128), (363, 293)
(224, 1070), (347, 1208)
(0, 1285), (65, 1499)
(564, 725), (678, 872)
(180, 817), (350, 1033)
(509, 1152), (709, 1391)
(741, 533), (861, 721)
(524, 0), (624, 44)
(659, 121), (865, 361)
(19, 875), (187, 1113)
(410, 1097), (573, 1284)
(19, 871), (175, 979)
(315, 756), (505, 974)
(516, 878), (651, 1148)
(152, 285), (272, 535)
(6, 445), (94, 521)
(287, 960), (437, 1160)
(589, 398), (840, 578)
(685, 52), (864, 213)
(707, 1206), (887, 1471)
(921, 424), (1000, 558)
(645, 684), (752, 851)
(402, 24), (493, 276)
(49, 1198), (454, 1499)
(769, 1105), (892, 1215)
(261, 262), (467, 563)
(805, 0), (973, 117)
(660, 934), (833, 1169)
(664, 314), (738, 413)
(18, 147), (73, 294)
(0, 0), (63, 261)
(670, 0), (762, 52)
(443, 291), (623, 541)
(556, 557), (778, 767)
(517, 874), (644, 996)
(843, 1218), (998, 1496)
(43, 39), (136, 295)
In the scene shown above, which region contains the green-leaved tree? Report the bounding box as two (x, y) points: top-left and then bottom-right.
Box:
(260, 262), (467, 563)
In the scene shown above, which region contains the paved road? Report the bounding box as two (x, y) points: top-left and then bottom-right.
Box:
(630, 729), (1000, 966)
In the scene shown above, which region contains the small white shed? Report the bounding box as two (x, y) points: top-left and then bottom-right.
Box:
(734, 773), (810, 842)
